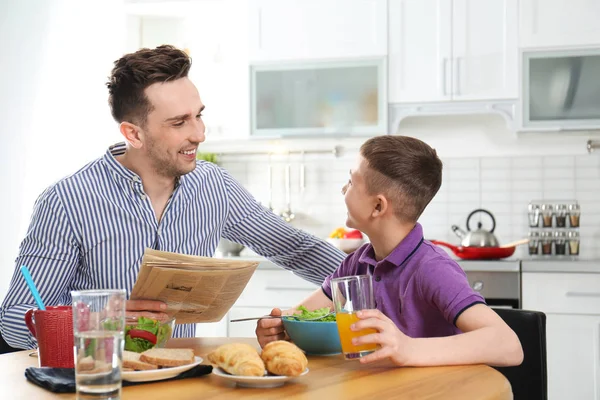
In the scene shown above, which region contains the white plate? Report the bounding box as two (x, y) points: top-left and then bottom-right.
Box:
(122, 356), (203, 382)
(212, 367), (309, 388)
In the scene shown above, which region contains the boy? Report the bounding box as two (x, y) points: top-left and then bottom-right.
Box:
(256, 135), (523, 367)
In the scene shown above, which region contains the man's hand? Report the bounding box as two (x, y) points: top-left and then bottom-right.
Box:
(256, 308), (290, 348)
(350, 309), (415, 366)
(126, 299), (170, 322)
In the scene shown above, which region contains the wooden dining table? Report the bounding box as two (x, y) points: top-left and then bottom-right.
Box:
(2, 337), (512, 400)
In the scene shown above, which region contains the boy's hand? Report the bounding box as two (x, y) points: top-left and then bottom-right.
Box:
(256, 308), (290, 348)
(350, 309), (415, 366)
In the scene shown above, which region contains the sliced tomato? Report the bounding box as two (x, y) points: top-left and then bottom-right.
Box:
(128, 329), (157, 344)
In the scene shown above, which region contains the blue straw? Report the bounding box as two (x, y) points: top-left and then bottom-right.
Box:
(20, 265), (46, 310)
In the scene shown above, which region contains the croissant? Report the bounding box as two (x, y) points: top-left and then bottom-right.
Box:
(207, 343), (265, 377)
(260, 340), (308, 377)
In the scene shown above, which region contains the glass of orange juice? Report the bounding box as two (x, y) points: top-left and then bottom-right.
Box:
(331, 275), (378, 360)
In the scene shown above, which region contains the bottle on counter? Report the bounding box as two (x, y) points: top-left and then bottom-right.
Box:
(528, 231), (540, 255)
(568, 203), (581, 228)
(568, 230), (580, 256)
(553, 230), (567, 255)
(541, 204), (554, 228)
(541, 231), (553, 255)
(528, 203), (541, 228)
(555, 204), (568, 228)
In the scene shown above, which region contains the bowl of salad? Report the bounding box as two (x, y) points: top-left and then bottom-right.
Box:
(282, 306), (342, 356)
(124, 316), (175, 353)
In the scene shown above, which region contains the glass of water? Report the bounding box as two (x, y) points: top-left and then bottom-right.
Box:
(71, 289), (126, 400)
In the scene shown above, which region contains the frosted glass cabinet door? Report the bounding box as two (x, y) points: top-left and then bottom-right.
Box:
(251, 59), (387, 137)
(522, 49), (600, 130)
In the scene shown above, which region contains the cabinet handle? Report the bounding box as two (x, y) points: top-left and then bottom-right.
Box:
(454, 57), (462, 96)
(442, 58), (448, 96)
(565, 291), (600, 298)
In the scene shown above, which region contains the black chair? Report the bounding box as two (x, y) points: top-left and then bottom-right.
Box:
(493, 308), (547, 400)
(0, 332), (21, 354)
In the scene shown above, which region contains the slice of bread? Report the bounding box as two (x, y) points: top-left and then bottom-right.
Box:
(123, 350), (158, 371)
(139, 348), (195, 367)
(78, 355), (95, 371)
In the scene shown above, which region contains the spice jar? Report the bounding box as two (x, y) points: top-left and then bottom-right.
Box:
(541, 231), (553, 255)
(528, 203), (541, 228)
(541, 204), (554, 228)
(553, 231), (567, 255)
(568, 203), (580, 228)
(568, 230), (580, 256)
(528, 231), (540, 255)
(555, 204), (567, 228)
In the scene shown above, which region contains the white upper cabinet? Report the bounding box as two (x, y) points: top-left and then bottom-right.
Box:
(452, 0), (518, 100)
(520, 0), (600, 49)
(388, 0), (518, 103)
(388, 0), (452, 103)
(249, 0), (387, 62)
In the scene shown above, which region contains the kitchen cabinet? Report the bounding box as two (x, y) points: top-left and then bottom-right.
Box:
(388, 0), (518, 103)
(248, 0), (387, 62)
(520, 0), (600, 49)
(195, 318), (229, 338)
(125, 1), (250, 141)
(228, 307), (276, 338)
(522, 272), (600, 400)
(251, 58), (387, 137)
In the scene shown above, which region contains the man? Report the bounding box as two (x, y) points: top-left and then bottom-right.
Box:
(0, 45), (346, 349)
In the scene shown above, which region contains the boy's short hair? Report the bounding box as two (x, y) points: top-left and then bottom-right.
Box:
(106, 45), (191, 127)
(360, 135), (443, 223)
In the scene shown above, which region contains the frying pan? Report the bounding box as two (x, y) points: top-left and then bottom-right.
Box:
(429, 239), (528, 260)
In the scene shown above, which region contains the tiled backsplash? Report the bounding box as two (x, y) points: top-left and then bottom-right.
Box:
(221, 152), (600, 260)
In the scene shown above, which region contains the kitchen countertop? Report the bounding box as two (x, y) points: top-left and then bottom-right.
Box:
(457, 260), (520, 272)
(215, 252), (600, 274)
(521, 259), (600, 273)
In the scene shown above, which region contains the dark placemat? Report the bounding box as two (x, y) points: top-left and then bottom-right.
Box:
(25, 364), (213, 393)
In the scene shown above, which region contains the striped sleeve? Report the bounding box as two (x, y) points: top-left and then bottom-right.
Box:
(220, 168), (346, 286)
(0, 187), (79, 349)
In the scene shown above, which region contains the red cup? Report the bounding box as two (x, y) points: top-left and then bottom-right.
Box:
(24, 306), (74, 368)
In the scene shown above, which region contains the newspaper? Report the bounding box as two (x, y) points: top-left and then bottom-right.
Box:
(130, 248), (259, 324)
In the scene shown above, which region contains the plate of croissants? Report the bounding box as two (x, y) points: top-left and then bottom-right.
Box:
(207, 340), (309, 388)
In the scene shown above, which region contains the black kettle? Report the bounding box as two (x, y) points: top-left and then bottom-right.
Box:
(451, 209), (499, 248)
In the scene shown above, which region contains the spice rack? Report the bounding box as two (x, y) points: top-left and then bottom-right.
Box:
(527, 200), (580, 258)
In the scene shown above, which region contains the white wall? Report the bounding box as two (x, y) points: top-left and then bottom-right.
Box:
(0, 0), (126, 300)
(214, 115), (600, 260)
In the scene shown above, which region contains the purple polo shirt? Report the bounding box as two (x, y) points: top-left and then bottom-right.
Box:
(322, 223), (485, 338)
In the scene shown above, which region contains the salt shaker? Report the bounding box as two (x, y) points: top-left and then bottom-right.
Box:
(528, 231), (540, 255)
(528, 203), (541, 228)
(541, 231), (553, 255)
(555, 204), (567, 228)
(568, 230), (580, 256)
(568, 203), (580, 228)
(554, 230), (567, 255)
(541, 204), (554, 228)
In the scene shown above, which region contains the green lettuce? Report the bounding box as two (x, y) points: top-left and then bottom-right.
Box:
(289, 306), (336, 322)
(124, 317), (172, 353)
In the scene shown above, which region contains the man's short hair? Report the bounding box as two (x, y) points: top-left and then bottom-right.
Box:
(106, 45), (191, 127)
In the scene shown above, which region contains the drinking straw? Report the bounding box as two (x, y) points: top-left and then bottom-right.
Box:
(20, 265), (46, 310)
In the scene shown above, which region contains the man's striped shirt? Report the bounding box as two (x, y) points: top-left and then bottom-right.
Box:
(0, 143), (345, 349)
